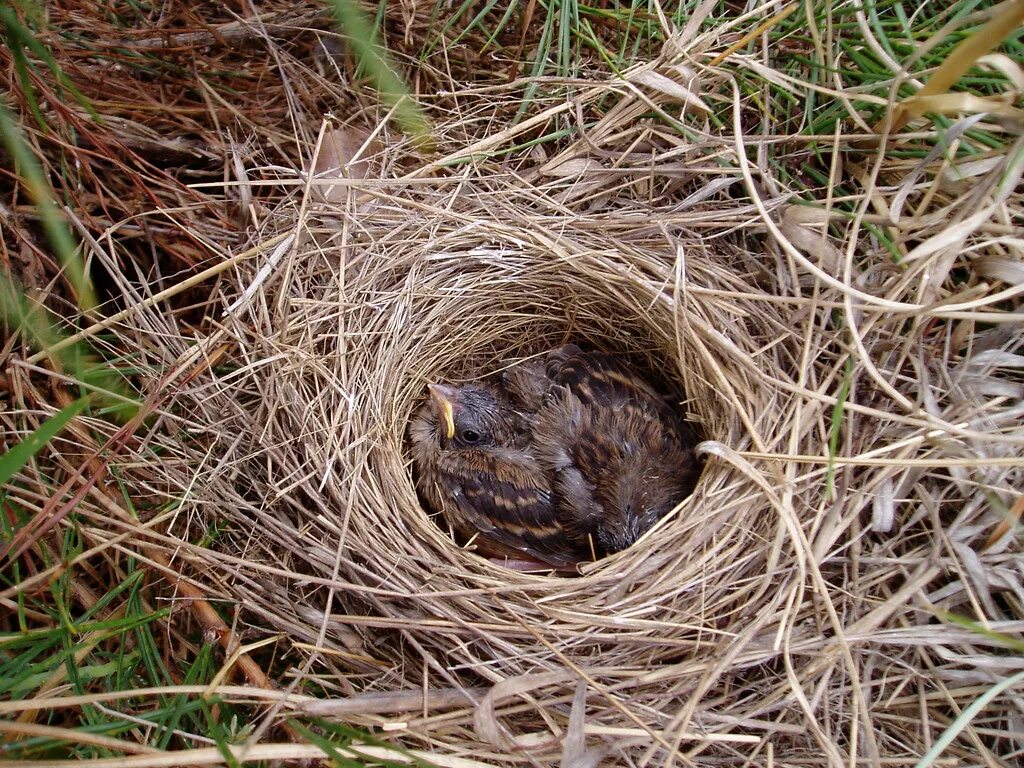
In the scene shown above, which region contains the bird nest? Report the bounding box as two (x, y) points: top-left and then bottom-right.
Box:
(112, 90), (1024, 766)
(176, 178), (809, 756)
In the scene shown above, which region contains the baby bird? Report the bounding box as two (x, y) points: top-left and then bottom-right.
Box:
(506, 345), (700, 558)
(408, 382), (579, 567)
(409, 346), (700, 567)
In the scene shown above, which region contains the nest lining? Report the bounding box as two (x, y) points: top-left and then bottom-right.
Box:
(138, 173), (840, 748)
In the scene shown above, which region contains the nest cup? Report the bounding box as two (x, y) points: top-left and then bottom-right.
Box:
(388, 248), (713, 571)
(177, 188), (813, 757)
(334, 242), (745, 592)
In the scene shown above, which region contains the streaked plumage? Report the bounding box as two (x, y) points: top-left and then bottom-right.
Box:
(408, 383), (577, 567)
(409, 345), (700, 566)
(508, 345), (699, 557)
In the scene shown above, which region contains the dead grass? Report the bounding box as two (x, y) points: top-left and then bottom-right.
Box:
(2, 2), (1023, 767)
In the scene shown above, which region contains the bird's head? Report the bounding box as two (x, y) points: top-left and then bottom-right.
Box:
(421, 383), (518, 451)
(595, 507), (653, 555)
(595, 473), (677, 555)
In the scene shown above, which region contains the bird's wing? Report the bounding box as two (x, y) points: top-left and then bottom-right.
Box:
(533, 379), (700, 554)
(452, 457), (580, 567)
(529, 385), (604, 547)
(548, 346), (667, 412)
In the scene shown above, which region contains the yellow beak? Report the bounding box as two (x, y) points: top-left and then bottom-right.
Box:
(427, 384), (457, 440)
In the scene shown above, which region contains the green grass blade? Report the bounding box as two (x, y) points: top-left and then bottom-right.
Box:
(0, 4), (96, 117)
(324, 0), (432, 148)
(0, 102), (96, 312)
(0, 277), (139, 420)
(0, 396), (89, 487)
(940, 611), (1024, 653)
(913, 668), (1024, 768)
(826, 355), (853, 500)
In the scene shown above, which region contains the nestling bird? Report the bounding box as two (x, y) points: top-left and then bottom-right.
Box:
(507, 344), (700, 558)
(409, 346), (700, 567)
(408, 382), (579, 567)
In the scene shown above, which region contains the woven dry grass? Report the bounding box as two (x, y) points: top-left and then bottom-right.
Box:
(4, 3), (1024, 767)
(94, 65), (1022, 768)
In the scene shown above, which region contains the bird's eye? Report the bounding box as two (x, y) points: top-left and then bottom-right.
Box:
(461, 429), (481, 443)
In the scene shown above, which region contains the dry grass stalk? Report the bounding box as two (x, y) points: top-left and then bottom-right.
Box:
(2, 3), (1023, 766)
(103, 71), (1023, 768)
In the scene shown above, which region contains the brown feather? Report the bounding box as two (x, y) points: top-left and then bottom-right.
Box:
(410, 347), (700, 567)
(408, 383), (581, 567)
(524, 345), (701, 556)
